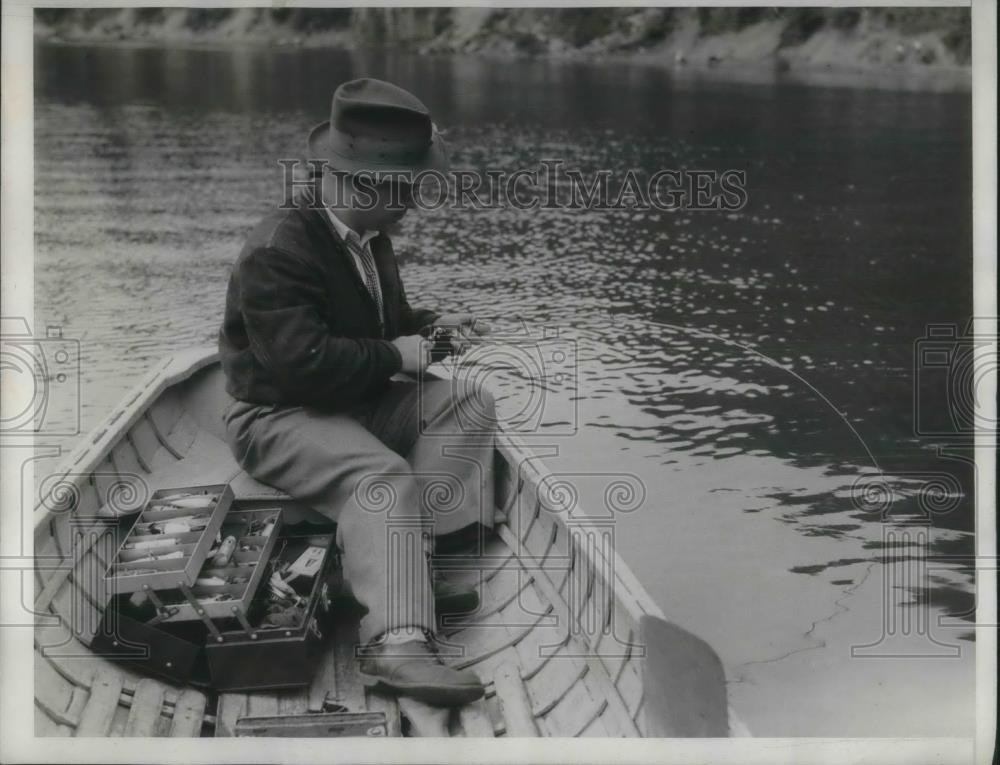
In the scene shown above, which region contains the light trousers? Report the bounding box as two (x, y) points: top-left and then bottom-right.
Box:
(223, 378), (496, 643)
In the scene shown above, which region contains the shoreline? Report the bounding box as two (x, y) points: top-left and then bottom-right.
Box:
(35, 36), (971, 94)
(33, 7), (971, 94)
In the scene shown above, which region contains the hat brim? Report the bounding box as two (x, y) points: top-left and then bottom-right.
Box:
(306, 120), (450, 178)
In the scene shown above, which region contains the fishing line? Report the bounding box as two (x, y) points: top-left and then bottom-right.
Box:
(436, 313), (886, 482)
(640, 317), (885, 477)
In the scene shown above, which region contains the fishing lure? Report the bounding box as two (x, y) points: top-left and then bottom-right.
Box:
(269, 571), (302, 604)
(198, 594), (234, 603)
(128, 549), (184, 563)
(138, 513), (211, 535)
(211, 535), (237, 566)
(148, 494), (217, 510)
(196, 576), (229, 587)
(125, 537), (179, 551)
(246, 515), (278, 536)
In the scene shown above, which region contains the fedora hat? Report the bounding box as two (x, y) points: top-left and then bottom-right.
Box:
(307, 78), (449, 178)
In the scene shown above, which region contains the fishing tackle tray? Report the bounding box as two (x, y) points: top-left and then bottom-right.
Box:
(150, 507), (283, 624)
(94, 513), (340, 691)
(103, 484), (234, 596)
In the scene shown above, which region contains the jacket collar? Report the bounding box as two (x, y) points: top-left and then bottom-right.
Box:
(299, 201), (397, 335)
(323, 207), (380, 249)
(303, 200), (382, 254)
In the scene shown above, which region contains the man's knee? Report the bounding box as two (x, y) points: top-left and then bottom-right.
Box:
(352, 450), (413, 489)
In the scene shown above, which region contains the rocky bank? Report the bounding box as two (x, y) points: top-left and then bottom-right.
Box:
(34, 7), (972, 90)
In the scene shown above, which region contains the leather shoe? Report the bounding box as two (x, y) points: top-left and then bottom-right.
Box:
(358, 637), (485, 706)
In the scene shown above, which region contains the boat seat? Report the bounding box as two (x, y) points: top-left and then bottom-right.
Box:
(136, 418), (292, 503)
(139, 426), (243, 492)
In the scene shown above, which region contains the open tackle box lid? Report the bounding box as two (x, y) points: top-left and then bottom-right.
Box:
(103, 484), (234, 596)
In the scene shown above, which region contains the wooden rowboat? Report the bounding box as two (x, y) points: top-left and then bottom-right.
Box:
(33, 348), (743, 738)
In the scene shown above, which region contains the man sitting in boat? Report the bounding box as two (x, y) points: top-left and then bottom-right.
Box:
(218, 78), (494, 707)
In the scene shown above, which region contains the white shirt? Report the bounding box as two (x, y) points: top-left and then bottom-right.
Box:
(324, 207), (383, 306)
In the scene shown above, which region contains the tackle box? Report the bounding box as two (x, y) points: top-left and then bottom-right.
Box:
(103, 484), (233, 596)
(94, 512), (341, 691)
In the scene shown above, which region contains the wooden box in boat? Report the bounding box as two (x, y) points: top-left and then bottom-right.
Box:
(32, 347), (741, 738)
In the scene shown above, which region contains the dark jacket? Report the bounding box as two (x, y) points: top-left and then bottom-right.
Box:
(219, 200), (439, 408)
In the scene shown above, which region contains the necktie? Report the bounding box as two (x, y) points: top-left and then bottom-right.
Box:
(343, 235), (385, 334)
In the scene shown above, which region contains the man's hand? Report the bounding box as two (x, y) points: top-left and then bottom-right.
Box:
(391, 334), (429, 374)
(434, 313), (491, 356)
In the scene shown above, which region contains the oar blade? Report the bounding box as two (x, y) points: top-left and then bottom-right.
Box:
(639, 615), (729, 737)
